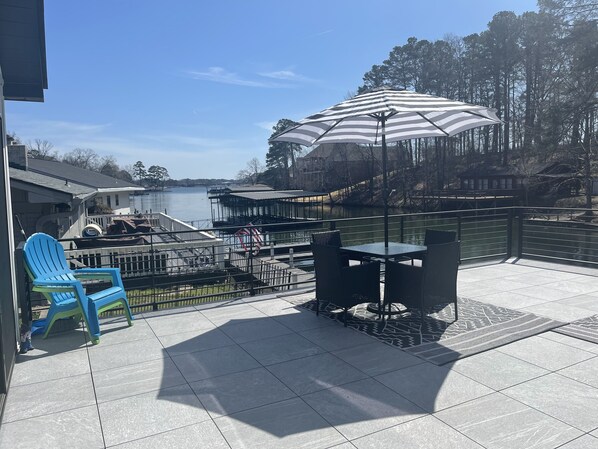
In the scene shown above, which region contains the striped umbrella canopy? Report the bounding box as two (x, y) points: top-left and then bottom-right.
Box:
(272, 88), (501, 247)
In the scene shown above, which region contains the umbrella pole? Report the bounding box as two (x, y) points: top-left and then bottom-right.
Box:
(381, 116), (389, 248)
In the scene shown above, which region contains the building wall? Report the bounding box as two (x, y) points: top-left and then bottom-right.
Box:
(95, 192), (132, 215)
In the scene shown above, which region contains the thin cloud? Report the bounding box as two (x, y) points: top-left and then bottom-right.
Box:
(309, 29), (333, 38)
(185, 67), (291, 88)
(259, 70), (313, 82)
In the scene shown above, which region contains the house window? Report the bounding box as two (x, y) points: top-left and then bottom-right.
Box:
(482, 178), (489, 189)
(506, 179), (513, 189)
(115, 194), (120, 206)
(106, 195), (112, 207)
(500, 178), (506, 189)
(469, 178), (475, 190)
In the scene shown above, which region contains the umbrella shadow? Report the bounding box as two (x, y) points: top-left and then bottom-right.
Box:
(149, 298), (462, 438)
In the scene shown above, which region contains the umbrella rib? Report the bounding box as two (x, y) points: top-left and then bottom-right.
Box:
(310, 117), (348, 145)
(415, 112), (450, 136)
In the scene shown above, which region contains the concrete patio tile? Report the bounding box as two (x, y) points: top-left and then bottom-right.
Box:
(538, 332), (598, 354)
(145, 309), (215, 337)
(240, 332), (326, 366)
(199, 301), (269, 325)
(514, 285), (579, 302)
(435, 392), (582, 449)
(558, 434), (598, 449)
(2, 373), (95, 423)
(27, 328), (89, 352)
(519, 302), (596, 322)
(458, 267), (510, 281)
(218, 316), (295, 344)
(329, 443), (358, 449)
(171, 344), (260, 383)
(558, 357), (598, 389)
(352, 415), (484, 449)
(497, 335), (595, 371)
(158, 326), (236, 356)
(302, 378), (425, 440)
(555, 295), (598, 313)
(457, 283), (503, 298)
(110, 420), (230, 448)
(87, 335), (166, 372)
(543, 280), (598, 296)
(190, 367), (295, 418)
(334, 342), (423, 377)
(98, 383), (210, 447)
(592, 429), (598, 440)
(10, 347), (90, 386)
(94, 317), (156, 346)
(266, 353), (368, 396)
(299, 324), (377, 352)
(448, 349), (549, 390)
(502, 272), (562, 286)
(472, 278), (532, 292)
(214, 397), (347, 449)
(375, 362), (493, 413)
(246, 297), (305, 316)
(502, 373), (598, 432)
(0, 405), (104, 449)
(474, 292), (548, 310)
(273, 309), (338, 332)
(93, 358), (186, 403)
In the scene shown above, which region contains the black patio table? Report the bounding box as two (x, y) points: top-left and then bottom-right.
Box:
(340, 242), (427, 317)
(340, 242), (427, 261)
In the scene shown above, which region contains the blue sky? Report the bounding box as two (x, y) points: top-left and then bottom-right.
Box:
(7, 0), (538, 180)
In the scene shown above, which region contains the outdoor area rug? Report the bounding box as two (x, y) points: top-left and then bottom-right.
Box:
(553, 314), (598, 344)
(283, 294), (565, 365)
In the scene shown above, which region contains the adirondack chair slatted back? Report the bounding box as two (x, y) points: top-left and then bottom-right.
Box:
(24, 234), (76, 304)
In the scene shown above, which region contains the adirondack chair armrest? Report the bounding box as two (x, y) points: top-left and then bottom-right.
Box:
(74, 268), (124, 287)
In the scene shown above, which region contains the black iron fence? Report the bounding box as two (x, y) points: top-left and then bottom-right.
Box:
(20, 206), (598, 316)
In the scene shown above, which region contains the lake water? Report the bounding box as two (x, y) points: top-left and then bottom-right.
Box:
(132, 186), (214, 226)
(132, 186), (388, 227)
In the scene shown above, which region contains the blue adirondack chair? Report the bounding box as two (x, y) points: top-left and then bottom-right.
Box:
(23, 233), (134, 344)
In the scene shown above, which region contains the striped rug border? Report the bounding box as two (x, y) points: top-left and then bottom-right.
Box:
(553, 325), (598, 345)
(406, 314), (565, 365)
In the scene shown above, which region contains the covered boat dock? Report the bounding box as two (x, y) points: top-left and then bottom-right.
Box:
(210, 189), (325, 229)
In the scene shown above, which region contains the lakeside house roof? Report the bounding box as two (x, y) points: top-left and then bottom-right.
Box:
(10, 167), (96, 202)
(300, 143), (402, 162)
(27, 159), (143, 191)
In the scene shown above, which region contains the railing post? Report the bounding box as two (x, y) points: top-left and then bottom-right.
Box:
(289, 248), (294, 268)
(249, 225), (255, 296)
(329, 221), (336, 231)
(506, 208), (513, 259)
(457, 214), (462, 242)
(517, 209), (524, 258)
(400, 216), (405, 243)
(149, 233), (157, 311)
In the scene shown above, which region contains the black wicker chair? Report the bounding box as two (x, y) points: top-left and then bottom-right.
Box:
(311, 242), (380, 326)
(383, 241), (460, 321)
(424, 229), (457, 245)
(311, 230), (343, 247)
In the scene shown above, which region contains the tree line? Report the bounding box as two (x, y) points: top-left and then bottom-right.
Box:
(10, 135), (173, 189)
(240, 0), (597, 209)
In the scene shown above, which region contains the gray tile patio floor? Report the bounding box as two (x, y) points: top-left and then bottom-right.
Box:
(2, 259), (598, 448)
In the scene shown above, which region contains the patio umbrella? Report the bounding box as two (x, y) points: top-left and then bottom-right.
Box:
(271, 88), (501, 247)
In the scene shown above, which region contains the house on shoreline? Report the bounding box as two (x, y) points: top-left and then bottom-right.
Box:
(8, 141), (144, 241)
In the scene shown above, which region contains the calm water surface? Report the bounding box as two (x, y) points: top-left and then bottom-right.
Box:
(132, 186), (388, 226)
